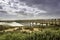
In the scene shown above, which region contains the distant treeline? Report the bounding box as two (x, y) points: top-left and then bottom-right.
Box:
(0, 19), (60, 22)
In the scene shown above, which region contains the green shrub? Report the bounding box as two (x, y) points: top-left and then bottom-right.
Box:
(0, 28), (60, 40)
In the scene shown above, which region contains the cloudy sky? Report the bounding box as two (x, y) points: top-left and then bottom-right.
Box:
(0, 0), (60, 20)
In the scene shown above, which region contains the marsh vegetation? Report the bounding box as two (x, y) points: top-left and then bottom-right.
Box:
(0, 19), (60, 40)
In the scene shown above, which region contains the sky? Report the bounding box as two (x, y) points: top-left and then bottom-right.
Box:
(0, 0), (60, 20)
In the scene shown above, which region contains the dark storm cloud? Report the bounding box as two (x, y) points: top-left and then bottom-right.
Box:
(0, 11), (7, 13)
(0, 0), (60, 20)
(0, 10), (8, 17)
(20, 0), (60, 14)
(20, 0), (60, 7)
(0, 6), (2, 9)
(15, 11), (34, 17)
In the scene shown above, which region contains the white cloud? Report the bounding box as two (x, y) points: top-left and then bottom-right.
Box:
(0, 0), (47, 19)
